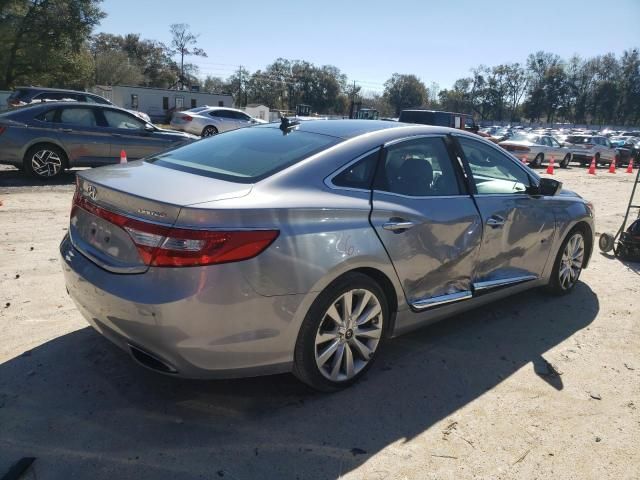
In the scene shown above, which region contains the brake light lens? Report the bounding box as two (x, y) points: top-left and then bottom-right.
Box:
(72, 193), (279, 267)
(0, 126), (5, 135)
(181, 115), (193, 121)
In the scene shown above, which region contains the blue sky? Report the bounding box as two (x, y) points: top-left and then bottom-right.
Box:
(98, 0), (640, 92)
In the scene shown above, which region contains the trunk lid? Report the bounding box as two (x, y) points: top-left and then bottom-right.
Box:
(70, 161), (253, 273)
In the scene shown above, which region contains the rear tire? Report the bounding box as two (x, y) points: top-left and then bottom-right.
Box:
(532, 153), (544, 168)
(293, 272), (389, 392)
(23, 144), (67, 179)
(547, 229), (586, 295)
(201, 125), (218, 137)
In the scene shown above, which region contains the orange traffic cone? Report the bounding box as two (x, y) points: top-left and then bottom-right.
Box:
(588, 156), (597, 175)
(608, 156), (616, 173)
(120, 149), (127, 164)
(626, 158), (634, 174)
(546, 156), (555, 175)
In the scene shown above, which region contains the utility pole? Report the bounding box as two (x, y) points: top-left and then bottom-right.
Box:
(349, 80), (357, 119)
(238, 66), (242, 106)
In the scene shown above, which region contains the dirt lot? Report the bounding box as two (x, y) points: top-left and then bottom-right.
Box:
(0, 164), (639, 480)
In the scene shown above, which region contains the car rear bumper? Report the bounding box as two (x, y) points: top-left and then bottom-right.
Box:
(60, 234), (304, 378)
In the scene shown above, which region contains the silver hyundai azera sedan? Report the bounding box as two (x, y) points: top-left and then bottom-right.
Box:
(60, 119), (595, 391)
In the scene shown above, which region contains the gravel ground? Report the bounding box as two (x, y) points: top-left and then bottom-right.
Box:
(0, 163), (638, 480)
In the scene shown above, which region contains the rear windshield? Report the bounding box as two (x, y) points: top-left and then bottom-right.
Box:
(148, 125), (340, 183)
(8, 89), (30, 100)
(567, 136), (592, 144)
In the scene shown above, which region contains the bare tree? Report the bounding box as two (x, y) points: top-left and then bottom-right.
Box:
(169, 23), (207, 88)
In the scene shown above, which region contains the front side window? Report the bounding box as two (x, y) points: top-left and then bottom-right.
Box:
(103, 109), (146, 130)
(59, 107), (97, 127)
(458, 137), (531, 194)
(375, 137), (461, 197)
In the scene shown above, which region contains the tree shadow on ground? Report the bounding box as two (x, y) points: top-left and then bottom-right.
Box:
(0, 166), (78, 188)
(0, 283), (598, 479)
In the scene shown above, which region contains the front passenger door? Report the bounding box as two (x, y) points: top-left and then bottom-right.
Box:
(456, 136), (555, 291)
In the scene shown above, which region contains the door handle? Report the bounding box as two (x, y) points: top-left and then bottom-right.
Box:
(382, 220), (416, 232)
(486, 215), (506, 228)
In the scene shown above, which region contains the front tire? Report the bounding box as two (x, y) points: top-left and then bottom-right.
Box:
(547, 229), (586, 295)
(23, 144), (67, 179)
(293, 273), (388, 391)
(560, 154), (571, 168)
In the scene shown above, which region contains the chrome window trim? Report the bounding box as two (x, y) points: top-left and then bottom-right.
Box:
(473, 275), (538, 292)
(323, 147), (381, 193)
(410, 290), (473, 310)
(373, 190), (471, 201)
(383, 133), (444, 148)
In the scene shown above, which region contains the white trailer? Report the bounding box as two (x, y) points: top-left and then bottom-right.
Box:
(94, 85), (234, 123)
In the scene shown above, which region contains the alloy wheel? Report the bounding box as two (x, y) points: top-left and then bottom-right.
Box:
(31, 149), (62, 177)
(559, 233), (584, 290)
(314, 289), (383, 382)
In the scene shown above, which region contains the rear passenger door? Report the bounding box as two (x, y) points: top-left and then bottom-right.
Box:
(55, 106), (112, 166)
(370, 135), (482, 309)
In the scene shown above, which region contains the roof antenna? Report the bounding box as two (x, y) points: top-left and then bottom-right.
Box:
(279, 115), (300, 134)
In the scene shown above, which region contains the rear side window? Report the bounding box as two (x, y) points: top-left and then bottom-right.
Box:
(149, 126), (340, 183)
(332, 150), (379, 190)
(375, 137), (461, 196)
(35, 109), (57, 122)
(59, 107), (97, 126)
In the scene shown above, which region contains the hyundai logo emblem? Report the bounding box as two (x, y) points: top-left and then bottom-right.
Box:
(86, 184), (97, 201)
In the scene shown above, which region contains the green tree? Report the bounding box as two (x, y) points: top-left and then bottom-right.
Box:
(94, 50), (144, 85)
(383, 73), (427, 115)
(1, 0), (105, 89)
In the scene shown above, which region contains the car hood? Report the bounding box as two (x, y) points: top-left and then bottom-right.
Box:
(154, 128), (199, 140)
(558, 188), (582, 199)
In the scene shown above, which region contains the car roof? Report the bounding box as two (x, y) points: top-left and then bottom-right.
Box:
(260, 119), (440, 140)
(6, 101), (130, 114)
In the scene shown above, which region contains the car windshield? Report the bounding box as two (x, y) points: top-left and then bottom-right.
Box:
(567, 136), (592, 144)
(147, 125), (340, 183)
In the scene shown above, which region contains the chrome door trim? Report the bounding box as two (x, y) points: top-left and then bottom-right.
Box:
(409, 290), (473, 310)
(473, 275), (538, 292)
(373, 190), (469, 200)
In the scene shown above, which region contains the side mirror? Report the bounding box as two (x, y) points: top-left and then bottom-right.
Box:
(144, 124), (155, 132)
(528, 177), (562, 196)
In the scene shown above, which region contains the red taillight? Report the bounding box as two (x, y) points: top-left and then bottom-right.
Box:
(72, 194), (279, 267)
(0, 126), (6, 135)
(181, 115), (193, 121)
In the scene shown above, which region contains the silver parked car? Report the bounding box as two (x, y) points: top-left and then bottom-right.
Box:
(169, 106), (266, 137)
(565, 135), (618, 166)
(499, 133), (572, 168)
(0, 102), (198, 179)
(60, 120), (595, 391)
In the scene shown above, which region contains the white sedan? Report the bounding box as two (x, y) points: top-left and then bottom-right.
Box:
(499, 133), (573, 168)
(170, 107), (266, 137)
